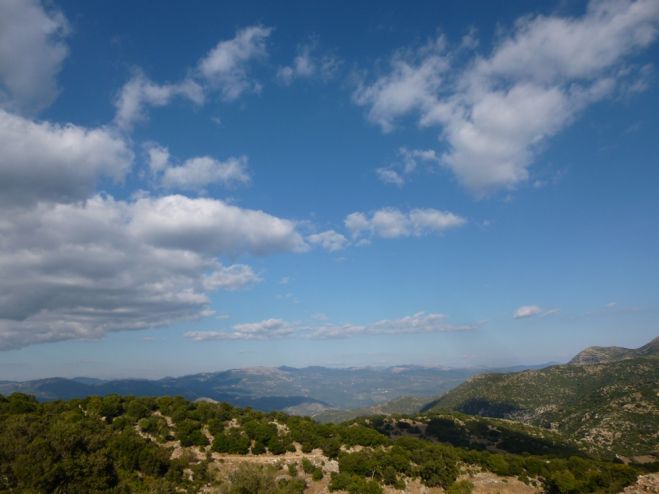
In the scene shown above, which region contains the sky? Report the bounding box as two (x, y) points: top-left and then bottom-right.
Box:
(0, 0), (658, 380)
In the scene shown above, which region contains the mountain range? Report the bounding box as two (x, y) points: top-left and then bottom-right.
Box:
(0, 365), (479, 412)
(0, 363), (556, 413)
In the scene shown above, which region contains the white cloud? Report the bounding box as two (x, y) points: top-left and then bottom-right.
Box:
(355, 0), (659, 194)
(145, 143), (171, 173)
(376, 168), (405, 186)
(0, 0), (69, 113)
(184, 311), (473, 341)
(408, 208), (466, 233)
(513, 305), (559, 319)
(312, 312), (472, 339)
(0, 194), (307, 350)
(277, 42), (342, 85)
(0, 109), (133, 207)
(514, 306), (542, 319)
(370, 209), (410, 238)
(114, 72), (204, 130)
(471, 0), (659, 84)
(202, 264), (261, 291)
(163, 156), (250, 190)
(307, 230), (349, 252)
(234, 319), (295, 336)
(345, 208), (465, 239)
(114, 25), (270, 130)
(185, 319), (295, 341)
(129, 195), (308, 256)
(344, 212), (371, 236)
(376, 147), (441, 186)
(144, 142), (251, 191)
(198, 25), (272, 100)
(353, 38), (448, 133)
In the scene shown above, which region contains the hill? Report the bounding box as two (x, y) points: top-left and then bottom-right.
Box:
(309, 395), (431, 423)
(0, 364), (545, 412)
(569, 336), (659, 365)
(0, 392), (644, 494)
(423, 348), (658, 459)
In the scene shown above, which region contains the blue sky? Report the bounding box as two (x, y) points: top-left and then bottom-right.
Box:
(0, 0), (658, 380)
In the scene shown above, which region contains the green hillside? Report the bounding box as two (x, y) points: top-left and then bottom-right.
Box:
(423, 355), (659, 459)
(0, 393), (642, 494)
(310, 395), (430, 423)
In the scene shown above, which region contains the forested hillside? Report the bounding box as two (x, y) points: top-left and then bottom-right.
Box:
(424, 354), (658, 459)
(0, 393), (645, 494)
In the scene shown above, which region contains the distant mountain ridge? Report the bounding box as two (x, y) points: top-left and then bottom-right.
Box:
(423, 335), (659, 459)
(0, 363), (550, 414)
(0, 365), (477, 411)
(569, 335), (659, 365)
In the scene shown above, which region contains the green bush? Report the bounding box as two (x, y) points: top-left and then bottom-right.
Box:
(447, 479), (474, 494)
(212, 429), (250, 454)
(176, 418), (209, 447)
(288, 462), (298, 477)
(220, 464), (306, 494)
(329, 472), (384, 494)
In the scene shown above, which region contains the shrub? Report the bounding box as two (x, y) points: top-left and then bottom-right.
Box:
(329, 472), (384, 494)
(447, 479), (474, 494)
(212, 429), (250, 454)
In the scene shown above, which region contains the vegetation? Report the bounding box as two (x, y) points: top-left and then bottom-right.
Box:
(219, 464), (306, 494)
(0, 392), (645, 493)
(423, 354), (659, 458)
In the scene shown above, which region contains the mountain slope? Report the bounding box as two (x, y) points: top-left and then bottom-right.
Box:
(0, 393), (642, 494)
(423, 352), (659, 459)
(569, 336), (659, 365)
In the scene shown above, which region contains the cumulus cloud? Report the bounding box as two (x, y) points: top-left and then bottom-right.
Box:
(0, 109), (133, 207)
(513, 305), (559, 319)
(145, 143), (171, 173)
(0, 0), (69, 114)
(277, 42), (342, 85)
(353, 37), (448, 133)
(144, 143), (250, 191)
(129, 195), (308, 256)
(376, 147), (441, 186)
(345, 208), (465, 239)
(114, 25), (271, 130)
(202, 264), (261, 291)
(306, 230), (349, 252)
(162, 156), (250, 190)
(114, 72), (204, 130)
(0, 194), (307, 350)
(198, 25), (272, 100)
(375, 168), (405, 186)
(354, 0), (659, 194)
(184, 311), (473, 341)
